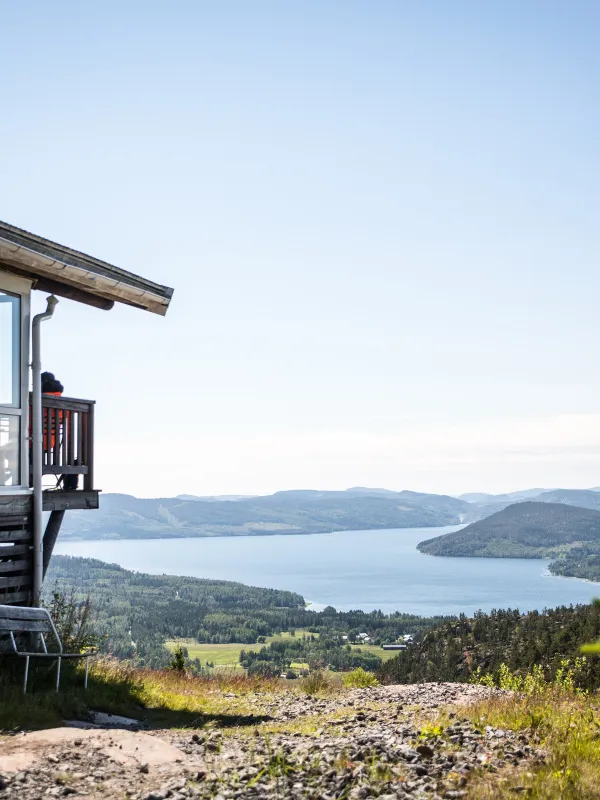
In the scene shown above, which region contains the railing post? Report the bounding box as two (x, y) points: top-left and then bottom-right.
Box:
(86, 403), (94, 491)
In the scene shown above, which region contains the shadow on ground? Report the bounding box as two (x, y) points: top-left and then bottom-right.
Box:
(0, 661), (274, 732)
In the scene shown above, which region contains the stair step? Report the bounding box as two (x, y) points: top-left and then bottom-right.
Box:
(0, 575), (32, 589)
(0, 590), (31, 605)
(0, 530), (32, 543)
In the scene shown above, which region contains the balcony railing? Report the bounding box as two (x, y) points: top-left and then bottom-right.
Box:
(30, 395), (95, 492)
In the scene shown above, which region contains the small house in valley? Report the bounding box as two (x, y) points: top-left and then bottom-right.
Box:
(0, 220), (173, 606)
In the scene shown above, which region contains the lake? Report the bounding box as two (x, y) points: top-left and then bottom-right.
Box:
(54, 526), (600, 617)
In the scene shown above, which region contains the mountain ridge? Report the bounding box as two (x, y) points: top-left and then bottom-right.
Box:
(60, 489), (470, 540)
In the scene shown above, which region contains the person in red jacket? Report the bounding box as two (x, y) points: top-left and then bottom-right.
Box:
(40, 372), (77, 490)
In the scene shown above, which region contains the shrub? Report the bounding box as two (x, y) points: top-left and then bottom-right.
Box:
(471, 659), (589, 695)
(45, 589), (99, 653)
(169, 645), (186, 672)
(342, 667), (379, 688)
(299, 670), (342, 695)
(247, 661), (281, 678)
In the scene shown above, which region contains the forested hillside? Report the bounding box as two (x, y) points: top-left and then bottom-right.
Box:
(379, 601), (600, 691)
(59, 489), (470, 539)
(46, 556), (449, 668)
(417, 501), (600, 581)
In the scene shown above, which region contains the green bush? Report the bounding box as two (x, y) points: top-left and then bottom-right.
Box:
(342, 667), (379, 688)
(471, 658), (589, 695)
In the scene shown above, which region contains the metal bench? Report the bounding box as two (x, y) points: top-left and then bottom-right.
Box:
(0, 604), (94, 693)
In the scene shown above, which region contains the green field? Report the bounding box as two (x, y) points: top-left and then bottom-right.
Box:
(165, 630), (317, 670)
(349, 643), (398, 662)
(165, 640), (246, 668)
(166, 631), (398, 669)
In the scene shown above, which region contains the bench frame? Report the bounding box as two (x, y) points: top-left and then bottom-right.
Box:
(0, 604), (94, 693)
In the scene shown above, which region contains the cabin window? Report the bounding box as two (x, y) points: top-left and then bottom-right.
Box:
(0, 292), (20, 407)
(0, 414), (19, 487)
(0, 290), (21, 486)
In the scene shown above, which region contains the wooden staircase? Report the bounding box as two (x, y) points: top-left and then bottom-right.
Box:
(0, 513), (33, 606)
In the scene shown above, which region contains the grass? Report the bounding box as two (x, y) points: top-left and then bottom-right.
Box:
(166, 632), (397, 672)
(165, 640), (246, 668)
(348, 643), (398, 662)
(452, 690), (600, 800)
(5, 656), (600, 799)
(0, 657), (292, 731)
(0, 657), (145, 731)
(165, 630), (318, 670)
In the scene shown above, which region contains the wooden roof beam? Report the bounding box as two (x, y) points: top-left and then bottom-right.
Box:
(34, 277), (115, 311)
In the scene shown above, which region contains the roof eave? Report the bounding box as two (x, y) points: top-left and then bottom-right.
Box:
(0, 239), (170, 315)
(0, 222), (173, 316)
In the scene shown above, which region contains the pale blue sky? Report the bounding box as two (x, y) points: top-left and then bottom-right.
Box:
(2, 1), (600, 496)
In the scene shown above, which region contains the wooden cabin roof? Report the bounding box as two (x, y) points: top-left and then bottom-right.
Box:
(0, 220), (173, 315)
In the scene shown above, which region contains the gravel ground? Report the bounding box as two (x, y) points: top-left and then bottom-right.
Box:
(0, 683), (544, 799)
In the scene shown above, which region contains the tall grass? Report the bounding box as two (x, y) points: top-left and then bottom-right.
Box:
(0, 658), (291, 731)
(463, 689), (600, 800)
(0, 657), (143, 730)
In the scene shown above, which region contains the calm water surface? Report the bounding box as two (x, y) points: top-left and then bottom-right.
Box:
(54, 526), (600, 616)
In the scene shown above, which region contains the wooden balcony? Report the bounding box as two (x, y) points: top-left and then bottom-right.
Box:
(0, 395), (99, 605)
(31, 394), (99, 512)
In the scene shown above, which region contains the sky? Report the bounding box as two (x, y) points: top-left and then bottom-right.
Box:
(2, 1), (600, 498)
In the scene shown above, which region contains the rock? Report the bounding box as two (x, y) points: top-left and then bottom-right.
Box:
(416, 744), (435, 758)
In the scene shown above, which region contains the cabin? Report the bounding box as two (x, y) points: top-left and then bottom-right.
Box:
(0, 220), (173, 606)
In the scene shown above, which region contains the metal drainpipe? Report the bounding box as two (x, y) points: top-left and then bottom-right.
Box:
(31, 295), (58, 606)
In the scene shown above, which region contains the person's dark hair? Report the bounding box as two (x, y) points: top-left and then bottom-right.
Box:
(41, 371), (64, 394)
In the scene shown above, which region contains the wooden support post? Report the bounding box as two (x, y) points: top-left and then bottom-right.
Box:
(42, 510), (66, 579)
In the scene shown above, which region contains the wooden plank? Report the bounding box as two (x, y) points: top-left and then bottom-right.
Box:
(43, 490), (99, 512)
(42, 466), (88, 475)
(0, 496), (31, 515)
(33, 277), (115, 311)
(0, 530), (32, 543)
(0, 619), (52, 632)
(0, 590), (31, 605)
(0, 576), (32, 589)
(41, 397), (95, 413)
(53, 408), (60, 467)
(67, 408), (75, 467)
(61, 410), (67, 469)
(86, 403), (95, 491)
(0, 560), (30, 574)
(0, 515), (29, 529)
(0, 545), (31, 557)
(77, 410), (84, 466)
(0, 605), (46, 619)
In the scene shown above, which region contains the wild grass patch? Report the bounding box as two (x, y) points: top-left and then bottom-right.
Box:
(461, 690), (600, 799)
(298, 670), (344, 696)
(342, 667), (379, 688)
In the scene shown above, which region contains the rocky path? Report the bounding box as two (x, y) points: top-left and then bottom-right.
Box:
(0, 683), (543, 799)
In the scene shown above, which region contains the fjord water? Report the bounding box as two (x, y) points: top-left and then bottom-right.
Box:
(55, 526), (600, 616)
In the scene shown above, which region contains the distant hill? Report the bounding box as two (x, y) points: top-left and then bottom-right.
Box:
(417, 501), (600, 581)
(176, 494), (255, 502)
(533, 489), (600, 512)
(459, 492), (507, 503)
(60, 489), (471, 540)
(458, 488), (552, 504)
(418, 502), (600, 558)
